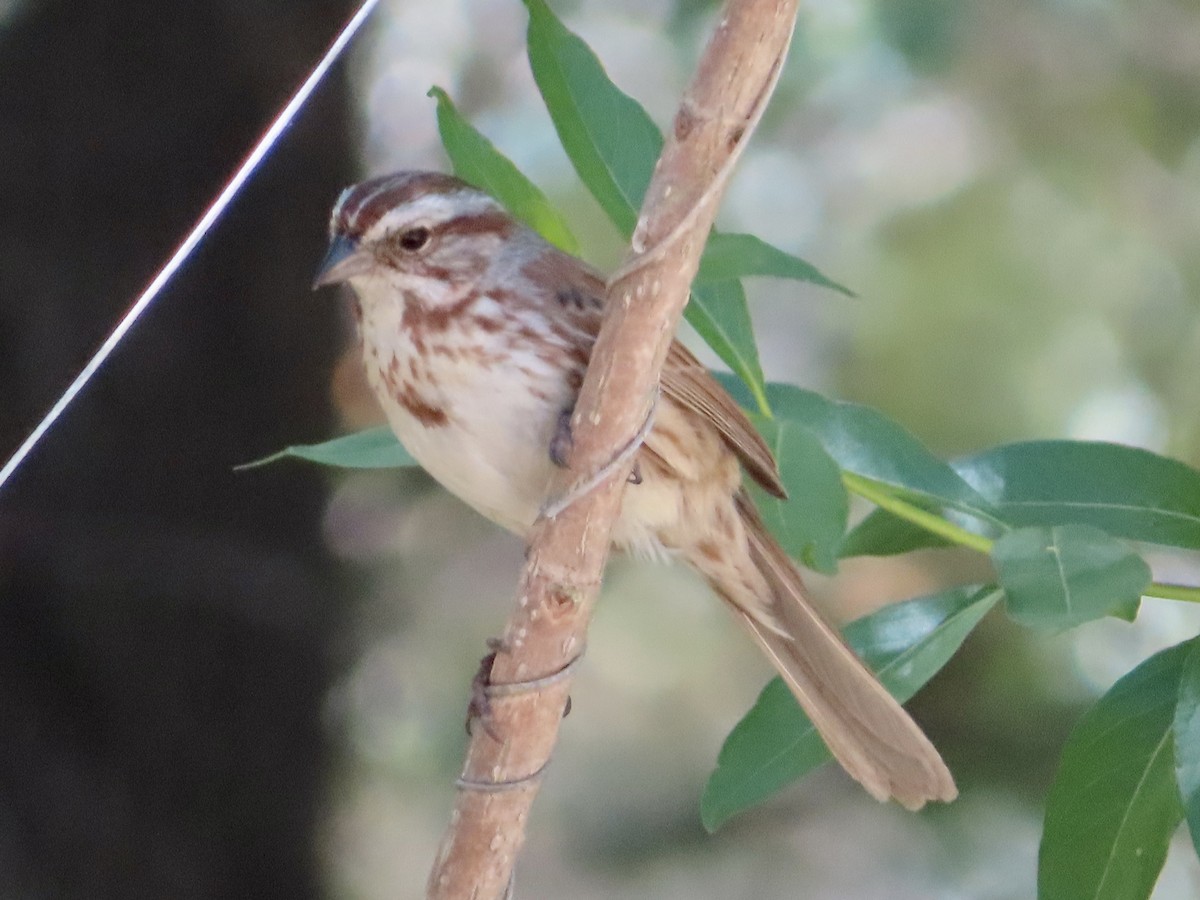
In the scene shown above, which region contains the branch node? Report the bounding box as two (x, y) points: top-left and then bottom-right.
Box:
(674, 102), (700, 141)
(548, 584), (584, 616)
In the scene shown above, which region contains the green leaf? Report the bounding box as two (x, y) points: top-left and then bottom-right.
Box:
(238, 426), (418, 470)
(1039, 639), (1190, 900)
(750, 418), (848, 574)
(967, 441), (1200, 551)
(524, 0), (659, 235)
(524, 0), (770, 410)
(718, 379), (993, 516)
(839, 499), (955, 557)
(696, 232), (853, 296)
(767, 383), (990, 511)
(526, 0), (845, 311)
(1176, 640), (1200, 862)
(992, 524), (1151, 630)
(428, 86), (579, 254)
(702, 585), (1000, 831)
(843, 440), (1200, 557)
(688, 281), (768, 415)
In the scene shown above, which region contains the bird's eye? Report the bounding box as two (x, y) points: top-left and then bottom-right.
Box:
(397, 226), (431, 252)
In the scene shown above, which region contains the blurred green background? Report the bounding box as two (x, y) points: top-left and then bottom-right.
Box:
(1, 0), (1198, 897)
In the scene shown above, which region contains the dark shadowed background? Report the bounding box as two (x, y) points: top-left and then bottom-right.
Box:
(0, 2), (358, 897)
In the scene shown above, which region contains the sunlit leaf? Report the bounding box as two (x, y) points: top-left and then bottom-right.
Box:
(1039, 640), (1190, 900)
(992, 524), (1150, 630)
(702, 585), (999, 831)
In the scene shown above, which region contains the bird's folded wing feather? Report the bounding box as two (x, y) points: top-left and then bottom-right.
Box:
(660, 342), (786, 498)
(551, 253), (786, 498)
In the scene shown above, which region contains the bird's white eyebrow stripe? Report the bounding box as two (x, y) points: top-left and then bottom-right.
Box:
(363, 191), (501, 241)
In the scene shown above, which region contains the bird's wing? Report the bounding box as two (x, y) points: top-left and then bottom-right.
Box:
(541, 250), (785, 498)
(660, 341), (786, 498)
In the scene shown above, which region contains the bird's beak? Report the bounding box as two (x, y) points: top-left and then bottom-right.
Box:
(312, 234), (372, 289)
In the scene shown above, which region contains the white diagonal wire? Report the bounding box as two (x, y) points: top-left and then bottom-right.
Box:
(0, 0), (381, 494)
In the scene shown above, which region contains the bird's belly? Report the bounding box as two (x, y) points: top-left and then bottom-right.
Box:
(381, 384), (561, 536)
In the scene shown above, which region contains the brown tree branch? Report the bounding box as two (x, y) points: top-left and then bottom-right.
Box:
(426, 1), (799, 896)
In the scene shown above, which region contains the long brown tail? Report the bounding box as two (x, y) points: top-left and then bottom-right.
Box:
(721, 492), (956, 810)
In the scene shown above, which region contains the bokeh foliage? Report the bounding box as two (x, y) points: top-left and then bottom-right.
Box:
(276, 1), (1200, 896)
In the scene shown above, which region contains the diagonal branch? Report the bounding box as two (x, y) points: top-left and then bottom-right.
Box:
(425, 1), (799, 897)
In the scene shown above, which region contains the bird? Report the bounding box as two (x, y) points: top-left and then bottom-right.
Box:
(313, 170), (956, 810)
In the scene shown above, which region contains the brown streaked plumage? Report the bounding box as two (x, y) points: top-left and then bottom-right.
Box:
(314, 171), (956, 810)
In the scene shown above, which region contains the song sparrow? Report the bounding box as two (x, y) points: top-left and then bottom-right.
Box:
(314, 171), (956, 810)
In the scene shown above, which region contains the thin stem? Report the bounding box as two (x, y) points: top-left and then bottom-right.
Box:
(841, 472), (994, 555)
(1144, 582), (1200, 604)
(842, 472), (1200, 606)
(749, 378), (772, 419)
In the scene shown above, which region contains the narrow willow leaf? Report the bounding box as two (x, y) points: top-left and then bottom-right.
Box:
(524, 0), (770, 408)
(844, 440), (1200, 557)
(702, 586), (1000, 831)
(766, 383), (990, 511)
(1039, 640), (1190, 900)
(238, 426), (417, 470)
(688, 280), (767, 414)
(524, 0), (658, 235)
(716, 378), (993, 516)
(1174, 640), (1200, 861)
(429, 86), (579, 254)
(696, 232), (853, 296)
(526, 2), (852, 304)
(965, 441), (1200, 551)
(992, 524), (1151, 630)
(750, 418), (847, 574)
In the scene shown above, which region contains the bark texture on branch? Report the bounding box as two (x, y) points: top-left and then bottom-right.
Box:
(426, 2), (799, 896)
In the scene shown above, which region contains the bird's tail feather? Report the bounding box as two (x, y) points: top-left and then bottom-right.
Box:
(726, 492), (956, 810)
